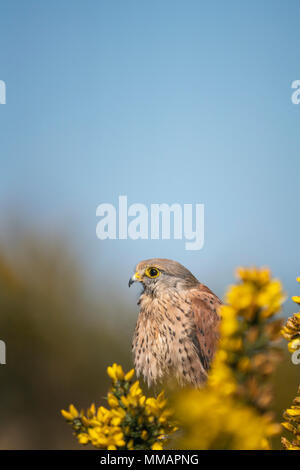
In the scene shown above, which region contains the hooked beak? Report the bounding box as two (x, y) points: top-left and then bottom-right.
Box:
(128, 272), (141, 287)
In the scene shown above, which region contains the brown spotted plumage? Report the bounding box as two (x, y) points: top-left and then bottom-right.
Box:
(129, 258), (221, 387)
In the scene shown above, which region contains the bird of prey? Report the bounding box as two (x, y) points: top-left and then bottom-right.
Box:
(129, 258), (221, 388)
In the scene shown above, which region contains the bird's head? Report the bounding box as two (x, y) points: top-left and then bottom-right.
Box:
(128, 258), (199, 294)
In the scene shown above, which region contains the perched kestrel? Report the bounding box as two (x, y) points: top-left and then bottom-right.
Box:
(129, 258), (221, 387)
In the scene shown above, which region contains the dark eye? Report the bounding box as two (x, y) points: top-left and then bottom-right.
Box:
(145, 267), (160, 278)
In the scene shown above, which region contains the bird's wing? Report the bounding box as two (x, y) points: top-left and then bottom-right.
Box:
(188, 285), (221, 372)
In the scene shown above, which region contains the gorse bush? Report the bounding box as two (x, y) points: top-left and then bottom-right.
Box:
(62, 267), (300, 450)
(61, 364), (177, 450)
(173, 266), (283, 450)
(281, 386), (300, 450)
(281, 278), (300, 450)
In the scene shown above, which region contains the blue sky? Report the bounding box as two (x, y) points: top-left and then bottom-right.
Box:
(0, 1), (300, 307)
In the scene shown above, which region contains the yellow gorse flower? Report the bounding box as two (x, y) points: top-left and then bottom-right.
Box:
(61, 364), (176, 450)
(236, 266), (271, 285)
(61, 404), (81, 421)
(107, 363), (125, 381)
(174, 388), (279, 450)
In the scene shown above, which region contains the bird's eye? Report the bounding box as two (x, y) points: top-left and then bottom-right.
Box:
(145, 267), (160, 278)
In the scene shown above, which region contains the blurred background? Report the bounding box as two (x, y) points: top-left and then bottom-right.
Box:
(0, 0), (299, 448)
